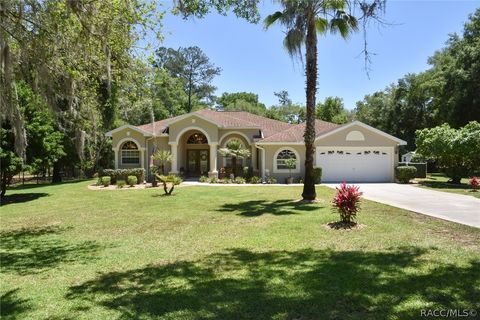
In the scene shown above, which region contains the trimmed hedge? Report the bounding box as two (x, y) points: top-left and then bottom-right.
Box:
(127, 175), (138, 186)
(100, 168), (145, 184)
(398, 162), (427, 178)
(395, 166), (417, 184)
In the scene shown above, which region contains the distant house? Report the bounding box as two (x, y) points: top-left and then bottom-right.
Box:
(106, 110), (406, 182)
(402, 151), (416, 163)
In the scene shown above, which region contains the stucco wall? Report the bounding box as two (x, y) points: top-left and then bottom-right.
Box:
(111, 128), (146, 170)
(315, 124), (399, 147)
(315, 124), (401, 165)
(168, 116), (219, 144)
(262, 144), (306, 182)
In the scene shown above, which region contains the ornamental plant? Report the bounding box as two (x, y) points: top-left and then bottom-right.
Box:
(156, 174), (182, 195)
(127, 175), (137, 187)
(332, 182), (362, 224)
(470, 177), (479, 191)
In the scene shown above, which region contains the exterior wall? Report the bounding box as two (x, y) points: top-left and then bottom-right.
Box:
(315, 124), (401, 166)
(111, 128), (147, 170)
(218, 132), (254, 171)
(315, 124), (399, 147)
(146, 137), (171, 177)
(168, 116), (219, 144)
(262, 144), (306, 182)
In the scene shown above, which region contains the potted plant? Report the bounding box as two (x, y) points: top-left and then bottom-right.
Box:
(284, 158), (297, 184)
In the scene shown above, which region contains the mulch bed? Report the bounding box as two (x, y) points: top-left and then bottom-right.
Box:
(324, 221), (365, 230)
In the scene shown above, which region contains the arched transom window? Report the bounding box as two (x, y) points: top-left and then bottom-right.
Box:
(275, 149), (300, 173)
(121, 141), (140, 164)
(187, 132), (208, 144)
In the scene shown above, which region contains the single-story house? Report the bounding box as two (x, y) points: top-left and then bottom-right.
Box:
(105, 109), (407, 182)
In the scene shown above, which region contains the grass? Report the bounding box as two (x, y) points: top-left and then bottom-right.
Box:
(1, 181), (479, 320)
(416, 173), (480, 199)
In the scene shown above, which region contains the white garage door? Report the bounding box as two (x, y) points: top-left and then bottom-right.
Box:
(316, 147), (393, 182)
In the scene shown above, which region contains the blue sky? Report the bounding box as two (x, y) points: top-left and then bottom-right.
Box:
(153, 1), (479, 109)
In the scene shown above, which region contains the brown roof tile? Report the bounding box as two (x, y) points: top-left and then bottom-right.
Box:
(135, 109), (338, 143)
(258, 120), (340, 143)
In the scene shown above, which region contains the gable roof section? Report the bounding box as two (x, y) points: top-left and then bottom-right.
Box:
(105, 124), (153, 137)
(314, 121), (407, 145)
(257, 120), (340, 144)
(135, 109), (293, 137)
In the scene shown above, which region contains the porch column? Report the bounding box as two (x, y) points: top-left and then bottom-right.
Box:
(250, 144), (257, 171)
(209, 143), (218, 178)
(169, 142), (179, 174)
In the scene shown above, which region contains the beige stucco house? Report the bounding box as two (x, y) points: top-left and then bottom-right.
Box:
(106, 109), (406, 182)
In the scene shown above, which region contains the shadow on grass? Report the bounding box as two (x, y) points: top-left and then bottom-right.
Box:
(0, 289), (30, 320)
(0, 192), (49, 206)
(217, 199), (321, 217)
(0, 226), (102, 275)
(419, 180), (471, 190)
(67, 247), (480, 319)
(7, 179), (87, 191)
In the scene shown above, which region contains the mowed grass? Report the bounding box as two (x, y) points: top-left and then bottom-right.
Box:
(1, 181), (479, 320)
(416, 173), (480, 199)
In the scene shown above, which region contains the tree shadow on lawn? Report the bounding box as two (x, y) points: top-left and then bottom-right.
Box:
(217, 199), (322, 217)
(0, 192), (49, 206)
(0, 226), (103, 275)
(0, 289), (30, 320)
(419, 180), (471, 190)
(67, 247), (479, 320)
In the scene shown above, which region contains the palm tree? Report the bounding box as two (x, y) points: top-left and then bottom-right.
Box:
(218, 139), (251, 177)
(152, 150), (173, 175)
(265, 0), (359, 201)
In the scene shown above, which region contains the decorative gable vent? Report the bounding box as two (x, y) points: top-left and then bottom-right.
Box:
(346, 130), (365, 141)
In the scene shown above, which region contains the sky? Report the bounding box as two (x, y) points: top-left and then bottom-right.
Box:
(151, 1), (479, 110)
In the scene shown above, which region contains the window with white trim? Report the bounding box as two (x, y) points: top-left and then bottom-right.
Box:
(276, 149), (297, 170)
(121, 141), (140, 164)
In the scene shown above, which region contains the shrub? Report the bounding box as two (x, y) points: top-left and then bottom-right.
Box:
(96, 177), (103, 186)
(199, 176), (209, 183)
(100, 168), (145, 184)
(209, 176), (218, 184)
(470, 176), (479, 191)
(249, 176), (262, 184)
(395, 166), (417, 183)
(116, 180), (126, 189)
(313, 167), (322, 183)
(156, 174), (182, 195)
(234, 177), (246, 184)
(332, 182), (362, 224)
(101, 176), (111, 187)
(266, 176), (277, 184)
(127, 175), (137, 186)
(219, 178), (231, 184)
(295, 177), (304, 183)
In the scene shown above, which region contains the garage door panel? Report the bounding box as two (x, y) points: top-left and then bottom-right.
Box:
(316, 148), (392, 182)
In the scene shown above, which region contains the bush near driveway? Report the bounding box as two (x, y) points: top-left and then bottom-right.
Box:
(396, 166), (417, 184)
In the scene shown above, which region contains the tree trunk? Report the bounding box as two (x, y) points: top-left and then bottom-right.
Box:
(52, 161), (62, 183)
(302, 12), (318, 201)
(1, 174), (7, 198)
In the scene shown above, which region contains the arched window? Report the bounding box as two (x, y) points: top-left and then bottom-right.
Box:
(275, 149), (299, 172)
(121, 141), (140, 164)
(187, 132), (208, 144)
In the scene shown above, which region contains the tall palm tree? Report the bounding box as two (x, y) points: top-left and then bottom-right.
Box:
(265, 0), (358, 201)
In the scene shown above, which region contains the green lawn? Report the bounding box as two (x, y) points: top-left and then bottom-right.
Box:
(1, 181), (479, 320)
(416, 173), (480, 199)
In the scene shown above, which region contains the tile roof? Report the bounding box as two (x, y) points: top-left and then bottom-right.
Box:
(135, 109), (338, 143)
(257, 120), (340, 143)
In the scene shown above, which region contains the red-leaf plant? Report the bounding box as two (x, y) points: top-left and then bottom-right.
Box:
(470, 177), (479, 191)
(332, 182), (363, 224)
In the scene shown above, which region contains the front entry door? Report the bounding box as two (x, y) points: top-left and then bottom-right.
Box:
(187, 149), (209, 176)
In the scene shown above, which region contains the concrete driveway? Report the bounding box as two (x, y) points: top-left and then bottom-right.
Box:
(324, 183), (480, 228)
